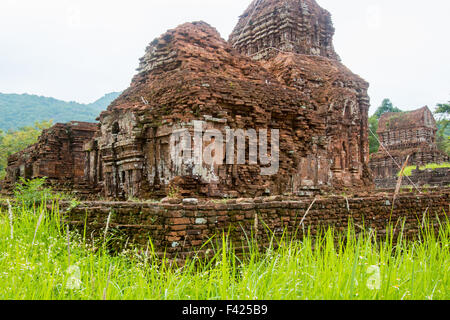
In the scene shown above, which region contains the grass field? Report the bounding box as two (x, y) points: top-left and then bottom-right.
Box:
(0, 202), (448, 300)
(399, 162), (450, 177)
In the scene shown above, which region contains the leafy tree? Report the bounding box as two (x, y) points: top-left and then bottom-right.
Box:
(436, 102), (450, 115)
(368, 115), (380, 154)
(435, 101), (450, 156)
(0, 120), (53, 180)
(373, 98), (403, 119)
(369, 99), (403, 154)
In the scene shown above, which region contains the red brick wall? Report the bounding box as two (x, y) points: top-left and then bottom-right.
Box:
(51, 190), (449, 260)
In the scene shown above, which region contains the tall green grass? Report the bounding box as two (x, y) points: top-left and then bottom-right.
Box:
(0, 203), (448, 300)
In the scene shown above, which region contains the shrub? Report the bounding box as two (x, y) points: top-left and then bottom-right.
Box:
(13, 177), (53, 207)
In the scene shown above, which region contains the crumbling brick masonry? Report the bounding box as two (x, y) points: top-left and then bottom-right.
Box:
(1, 122), (98, 196)
(85, 0), (373, 199)
(2, 0), (373, 199)
(6, 190), (444, 260)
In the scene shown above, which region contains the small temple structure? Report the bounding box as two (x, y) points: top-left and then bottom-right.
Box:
(369, 106), (449, 188)
(1, 0), (374, 199)
(2, 122), (98, 196)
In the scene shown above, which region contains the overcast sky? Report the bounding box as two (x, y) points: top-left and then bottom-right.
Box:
(0, 0), (449, 115)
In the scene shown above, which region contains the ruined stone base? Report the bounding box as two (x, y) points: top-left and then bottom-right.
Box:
(2, 191), (445, 260)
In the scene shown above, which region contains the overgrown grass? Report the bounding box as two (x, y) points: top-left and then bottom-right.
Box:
(0, 202), (448, 300)
(399, 162), (450, 177)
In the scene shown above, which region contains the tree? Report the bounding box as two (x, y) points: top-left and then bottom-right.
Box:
(368, 115), (380, 154)
(369, 99), (403, 154)
(0, 120), (53, 180)
(373, 98), (403, 119)
(435, 101), (450, 156)
(436, 102), (450, 115)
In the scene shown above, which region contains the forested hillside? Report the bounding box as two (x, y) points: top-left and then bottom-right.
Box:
(0, 92), (121, 131)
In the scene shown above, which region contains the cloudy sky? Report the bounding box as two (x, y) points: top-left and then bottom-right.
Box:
(0, 0), (449, 115)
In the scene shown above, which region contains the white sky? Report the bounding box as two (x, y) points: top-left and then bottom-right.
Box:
(0, 0), (449, 115)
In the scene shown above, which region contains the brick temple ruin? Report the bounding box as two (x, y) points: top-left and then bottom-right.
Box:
(1, 0), (449, 260)
(2, 122), (98, 196)
(369, 106), (449, 188)
(2, 0), (373, 199)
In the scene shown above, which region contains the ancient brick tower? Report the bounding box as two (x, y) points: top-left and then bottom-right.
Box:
(229, 0), (339, 61)
(84, 0), (372, 199)
(230, 0), (372, 191)
(369, 106), (449, 187)
(2, 0), (373, 199)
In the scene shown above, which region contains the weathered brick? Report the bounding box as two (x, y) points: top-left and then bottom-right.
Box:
(170, 218), (191, 225)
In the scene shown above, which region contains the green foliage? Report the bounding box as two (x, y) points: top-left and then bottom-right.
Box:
(398, 162), (450, 177)
(13, 177), (54, 207)
(0, 120), (53, 179)
(435, 102), (450, 115)
(373, 98), (403, 119)
(0, 203), (448, 299)
(12, 177), (75, 206)
(0, 133), (3, 180)
(369, 115), (380, 154)
(0, 92), (121, 132)
(369, 99), (403, 154)
(436, 121), (450, 156)
(435, 101), (450, 156)
(167, 185), (181, 199)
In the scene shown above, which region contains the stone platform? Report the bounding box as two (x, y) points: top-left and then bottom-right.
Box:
(2, 190), (446, 260)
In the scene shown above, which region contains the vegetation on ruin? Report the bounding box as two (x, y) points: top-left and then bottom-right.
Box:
(0, 186), (448, 300)
(398, 162), (450, 177)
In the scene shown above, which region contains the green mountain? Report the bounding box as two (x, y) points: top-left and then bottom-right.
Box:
(0, 92), (121, 132)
